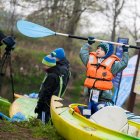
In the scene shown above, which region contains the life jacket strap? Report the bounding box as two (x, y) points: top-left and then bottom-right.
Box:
(87, 76), (111, 81)
(91, 63), (106, 69)
(58, 76), (63, 97)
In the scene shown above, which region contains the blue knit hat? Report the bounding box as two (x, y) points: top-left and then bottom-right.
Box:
(42, 55), (56, 67)
(98, 42), (114, 59)
(51, 48), (65, 60)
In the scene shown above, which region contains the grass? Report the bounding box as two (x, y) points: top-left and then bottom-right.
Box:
(19, 118), (64, 140)
(10, 47), (46, 94)
(0, 121), (17, 132)
(0, 119), (64, 140)
(14, 72), (44, 94)
(68, 74), (85, 103)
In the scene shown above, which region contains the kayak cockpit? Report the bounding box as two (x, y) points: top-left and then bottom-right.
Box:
(69, 104), (140, 138)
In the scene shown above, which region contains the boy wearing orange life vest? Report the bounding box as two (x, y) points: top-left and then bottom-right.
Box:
(77, 37), (129, 117)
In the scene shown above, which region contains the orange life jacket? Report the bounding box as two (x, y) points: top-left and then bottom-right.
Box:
(84, 52), (120, 90)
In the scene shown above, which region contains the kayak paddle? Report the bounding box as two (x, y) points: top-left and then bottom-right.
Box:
(17, 20), (140, 49)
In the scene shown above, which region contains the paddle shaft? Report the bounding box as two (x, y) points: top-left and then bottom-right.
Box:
(17, 20), (140, 49)
(56, 32), (140, 49)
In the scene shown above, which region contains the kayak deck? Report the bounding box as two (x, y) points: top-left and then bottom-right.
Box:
(0, 97), (11, 116)
(9, 97), (37, 119)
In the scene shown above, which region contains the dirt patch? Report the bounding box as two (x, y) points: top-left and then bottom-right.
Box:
(0, 121), (47, 140)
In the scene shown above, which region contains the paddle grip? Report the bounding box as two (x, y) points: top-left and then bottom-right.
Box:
(129, 45), (140, 49)
(69, 35), (87, 40)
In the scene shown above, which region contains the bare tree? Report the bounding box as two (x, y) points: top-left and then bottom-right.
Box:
(25, 0), (99, 34)
(0, 0), (19, 35)
(8, 0), (18, 35)
(104, 0), (126, 41)
(125, 0), (140, 41)
(0, 0), (101, 37)
(65, 0), (83, 34)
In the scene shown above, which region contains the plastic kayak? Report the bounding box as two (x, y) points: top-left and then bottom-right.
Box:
(0, 93), (24, 116)
(9, 96), (37, 119)
(51, 95), (140, 140)
(0, 97), (11, 116)
(0, 93), (37, 120)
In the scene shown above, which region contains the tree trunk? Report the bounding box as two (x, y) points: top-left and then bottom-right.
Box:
(66, 0), (83, 35)
(111, 18), (116, 41)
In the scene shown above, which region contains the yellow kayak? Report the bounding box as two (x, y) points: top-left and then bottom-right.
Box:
(14, 93), (24, 99)
(51, 95), (140, 140)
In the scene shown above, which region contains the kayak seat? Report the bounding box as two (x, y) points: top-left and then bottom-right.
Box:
(89, 106), (129, 132)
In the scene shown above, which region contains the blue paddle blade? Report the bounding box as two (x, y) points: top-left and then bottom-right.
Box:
(17, 20), (55, 38)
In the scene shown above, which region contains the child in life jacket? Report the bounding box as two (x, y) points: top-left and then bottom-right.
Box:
(75, 37), (129, 118)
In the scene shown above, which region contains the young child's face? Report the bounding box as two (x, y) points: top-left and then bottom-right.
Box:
(43, 65), (50, 70)
(96, 47), (106, 58)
